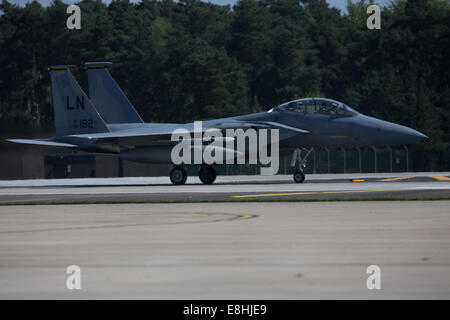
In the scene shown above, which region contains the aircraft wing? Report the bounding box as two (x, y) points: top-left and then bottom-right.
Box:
(7, 139), (78, 148)
(7, 121), (309, 149)
(67, 121), (310, 139)
(69, 126), (186, 140)
(67, 121), (309, 147)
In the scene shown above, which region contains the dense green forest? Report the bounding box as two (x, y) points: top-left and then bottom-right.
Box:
(0, 0), (449, 169)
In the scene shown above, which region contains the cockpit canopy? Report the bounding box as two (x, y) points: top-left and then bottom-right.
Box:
(275, 98), (358, 116)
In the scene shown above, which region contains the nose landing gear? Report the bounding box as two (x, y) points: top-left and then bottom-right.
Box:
(290, 148), (313, 183)
(293, 170), (305, 183)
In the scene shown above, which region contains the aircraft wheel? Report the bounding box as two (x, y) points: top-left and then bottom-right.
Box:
(170, 166), (187, 185)
(293, 170), (305, 183)
(199, 165), (217, 185)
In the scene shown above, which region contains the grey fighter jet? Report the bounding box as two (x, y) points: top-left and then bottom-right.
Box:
(7, 63), (428, 184)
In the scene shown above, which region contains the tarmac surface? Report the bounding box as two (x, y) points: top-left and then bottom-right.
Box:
(0, 173), (450, 299)
(0, 201), (449, 299)
(0, 172), (449, 202)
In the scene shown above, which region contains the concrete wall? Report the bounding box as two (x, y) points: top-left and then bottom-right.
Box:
(122, 161), (171, 177)
(0, 145), (45, 180)
(95, 154), (119, 178)
(0, 144), (171, 180)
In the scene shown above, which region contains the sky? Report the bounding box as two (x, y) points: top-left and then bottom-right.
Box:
(6, 0), (392, 13)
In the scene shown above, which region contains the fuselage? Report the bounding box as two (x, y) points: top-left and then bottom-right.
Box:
(39, 97), (428, 164)
(103, 97), (427, 151)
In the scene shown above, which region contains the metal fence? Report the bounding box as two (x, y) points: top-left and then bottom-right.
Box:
(216, 144), (450, 175)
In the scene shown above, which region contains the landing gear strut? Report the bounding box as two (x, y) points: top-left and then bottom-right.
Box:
(170, 166), (187, 185)
(198, 165), (216, 185)
(290, 148), (313, 183)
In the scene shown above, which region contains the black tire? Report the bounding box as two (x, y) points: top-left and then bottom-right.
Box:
(199, 165), (217, 185)
(293, 170), (305, 183)
(170, 166), (187, 185)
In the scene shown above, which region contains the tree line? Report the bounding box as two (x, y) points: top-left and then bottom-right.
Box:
(0, 0), (448, 169)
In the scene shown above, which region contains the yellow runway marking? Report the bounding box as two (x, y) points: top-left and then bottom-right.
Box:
(378, 176), (414, 182)
(431, 176), (450, 181)
(233, 214), (254, 221)
(232, 189), (401, 198)
(218, 214), (256, 222)
(233, 192), (318, 198)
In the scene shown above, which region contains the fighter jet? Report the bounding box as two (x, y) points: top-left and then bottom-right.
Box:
(7, 62), (428, 185)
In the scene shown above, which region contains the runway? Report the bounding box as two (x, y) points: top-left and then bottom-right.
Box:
(0, 201), (449, 299)
(0, 172), (449, 202)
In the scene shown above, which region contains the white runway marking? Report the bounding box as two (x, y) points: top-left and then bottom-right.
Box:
(0, 182), (449, 197)
(0, 172), (449, 187)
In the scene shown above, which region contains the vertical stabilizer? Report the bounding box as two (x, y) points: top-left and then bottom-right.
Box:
(85, 62), (143, 124)
(49, 65), (109, 136)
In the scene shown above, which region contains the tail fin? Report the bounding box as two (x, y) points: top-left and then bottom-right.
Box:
(85, 62), (143, 124)
(49, 65), (109, 136)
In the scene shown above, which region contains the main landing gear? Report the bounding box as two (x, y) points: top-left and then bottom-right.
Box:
(169, 164), (217, 185)
(170, 166), (188, 185)
(290, 148), (313, 183)
(198, 165), (217, 185)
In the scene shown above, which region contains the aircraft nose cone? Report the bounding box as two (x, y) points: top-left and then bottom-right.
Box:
(357, 115), (428, 146)
(389, 125), (428, 144)
(409, 129), (428, 142)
